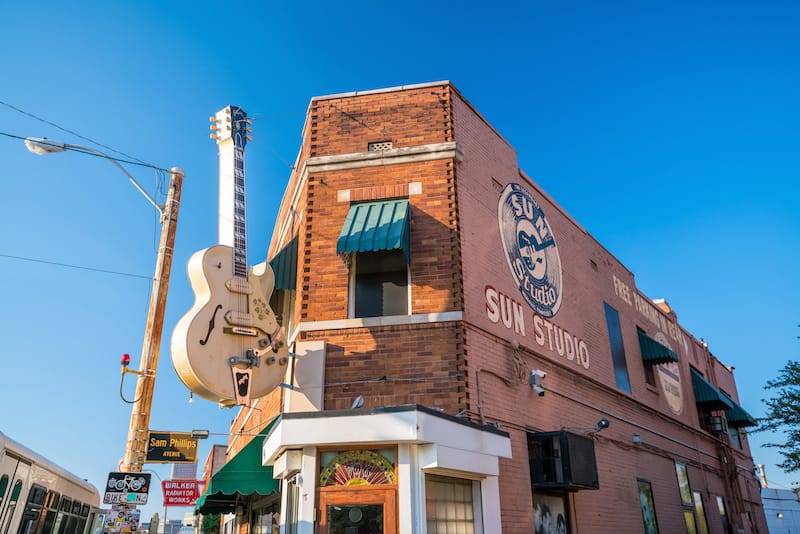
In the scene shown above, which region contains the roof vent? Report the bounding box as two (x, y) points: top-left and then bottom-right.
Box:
(368, 141), (392, 152)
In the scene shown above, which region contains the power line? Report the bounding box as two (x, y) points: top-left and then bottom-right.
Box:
(0, 130), (169, 172)
(0, 98), (153, 167)
(0, 253), (152, 280)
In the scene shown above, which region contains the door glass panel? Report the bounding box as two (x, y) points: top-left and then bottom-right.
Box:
(327, 504), (383, 534)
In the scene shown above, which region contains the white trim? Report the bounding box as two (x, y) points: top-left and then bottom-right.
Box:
(297, 311), (463, 333)
(307, 142), (463, 174)
(311, 80), (451, 102)
(263, 408), (511, 465)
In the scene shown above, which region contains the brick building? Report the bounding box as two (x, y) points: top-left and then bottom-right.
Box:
(191, 82), (766, 533)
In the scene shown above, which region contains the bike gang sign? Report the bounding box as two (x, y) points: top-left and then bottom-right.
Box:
(103, 472), (151, 505)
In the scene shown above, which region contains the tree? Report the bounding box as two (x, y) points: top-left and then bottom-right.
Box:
(756, 360), (800, 472)
(200, 514), (220, 534)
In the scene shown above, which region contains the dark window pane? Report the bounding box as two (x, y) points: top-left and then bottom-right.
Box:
(354, 251), (408, 318)
(604, 303), (631, 393)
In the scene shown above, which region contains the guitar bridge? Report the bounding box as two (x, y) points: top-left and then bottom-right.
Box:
(223, 326), (258, 336)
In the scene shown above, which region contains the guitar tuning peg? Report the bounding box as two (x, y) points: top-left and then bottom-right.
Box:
(209, 116), (217, 122)
(246, 127), (253, 133)
(209, 133), (218, 140)
(210, 124), (218, 131)
(246, 136), (253, 142)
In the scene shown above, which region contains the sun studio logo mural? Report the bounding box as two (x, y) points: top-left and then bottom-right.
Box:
(498, 183), (563, 318)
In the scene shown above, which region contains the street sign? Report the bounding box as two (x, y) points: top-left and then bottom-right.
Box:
(104, 472), (151, 505)
(146, 431), (198, 463)
(161, 480), (201, 506)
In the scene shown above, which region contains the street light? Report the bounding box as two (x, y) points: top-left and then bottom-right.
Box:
(25, 137), (184, 474)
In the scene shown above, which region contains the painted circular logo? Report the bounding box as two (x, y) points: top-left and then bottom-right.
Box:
(654, 332), (683, 416)
(498, 183), (563, 318)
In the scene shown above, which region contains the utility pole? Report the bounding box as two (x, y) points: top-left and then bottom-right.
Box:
(120, 167), (184, 472)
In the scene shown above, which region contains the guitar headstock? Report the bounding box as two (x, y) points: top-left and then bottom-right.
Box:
(210, 105), (252, 147)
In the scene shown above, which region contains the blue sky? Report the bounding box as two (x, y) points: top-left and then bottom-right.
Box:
(1, 0), (798, 521)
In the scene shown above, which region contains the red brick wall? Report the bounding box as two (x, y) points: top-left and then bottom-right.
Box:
(244, 82), (766, 534)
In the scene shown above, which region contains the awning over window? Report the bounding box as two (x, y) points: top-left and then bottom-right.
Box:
(690, 368), (735, 411)
(637, 331), (679, 365)
(195, 420), (279, 515)
(721, 393), (758, 428)
(336, 199), (411, 263)
(269, 235), (298, 291)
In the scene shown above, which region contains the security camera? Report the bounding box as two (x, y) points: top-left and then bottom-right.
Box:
(529, 369), (546, 382)
(595, 418), (610, 430)
(533, 385), (545, 397)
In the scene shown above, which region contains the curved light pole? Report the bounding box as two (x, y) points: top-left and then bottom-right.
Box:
(25, 137), (184, 474)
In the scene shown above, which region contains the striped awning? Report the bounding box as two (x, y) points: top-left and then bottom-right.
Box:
(336, 199), (411, 262)
(690, 368), (735, 411)
(269, 235), (298, 291)
(720, 393), (758, 428)
(637, 331), (679, 365)
(195, 419), (279, 515)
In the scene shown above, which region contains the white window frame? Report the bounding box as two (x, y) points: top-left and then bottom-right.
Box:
(347, 252), (411, 319)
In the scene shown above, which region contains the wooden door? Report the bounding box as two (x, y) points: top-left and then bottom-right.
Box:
(318, 487), (396, 534)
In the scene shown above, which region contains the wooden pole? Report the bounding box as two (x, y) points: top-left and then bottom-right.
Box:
(121, 167), (184, 472)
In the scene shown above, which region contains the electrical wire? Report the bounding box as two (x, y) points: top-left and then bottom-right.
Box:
(0, 99), (155, 167)
(0, 252), (152, 280)
(0, 130), (169, 171)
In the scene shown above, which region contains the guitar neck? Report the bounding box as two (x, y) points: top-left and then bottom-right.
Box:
(213, 105), (251, 278)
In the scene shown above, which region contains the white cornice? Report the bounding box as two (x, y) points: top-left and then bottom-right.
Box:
(305, 142), (463, 174)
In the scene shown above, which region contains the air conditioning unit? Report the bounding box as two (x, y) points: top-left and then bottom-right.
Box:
(705, 415), (728, 434)
(527, 431), (599, 491)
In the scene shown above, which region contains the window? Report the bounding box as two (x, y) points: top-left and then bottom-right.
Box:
(533, 493), (568, 534)
(637, 479), (659, 534)
(674, 461), (692, 506)
(728, 425), (741, 448)
(426, 474), (481, 534)
(604, 303), (631, 393)
(251, 499), (279, 534)
(337, 199), (411, 318)
(283, 481), (300, 534)
(352, 250), (408, 318)
(716, 496), (731, 534)
(692, 491), (709, 534)
(3, 481), (23, 534)
(638, 327), (657, 386)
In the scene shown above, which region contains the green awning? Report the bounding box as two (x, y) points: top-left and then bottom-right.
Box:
(195, 419), (279, 515)
(637, 331), (679, 365)
(269, 235), (298, 291)
(690, 368), (735, 411)
(336, 199), (411, 263)
(720, 393), (758, 428)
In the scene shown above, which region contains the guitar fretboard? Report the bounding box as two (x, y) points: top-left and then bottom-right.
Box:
(233, 144), (247, 278)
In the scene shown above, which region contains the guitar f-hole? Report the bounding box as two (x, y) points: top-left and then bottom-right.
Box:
(199, 304), (223, 346)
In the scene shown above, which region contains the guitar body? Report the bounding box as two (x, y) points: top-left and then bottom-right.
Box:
(171, 244), (288, 402)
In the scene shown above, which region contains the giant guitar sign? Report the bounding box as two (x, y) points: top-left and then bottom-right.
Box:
(171, 106), (288, 405)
